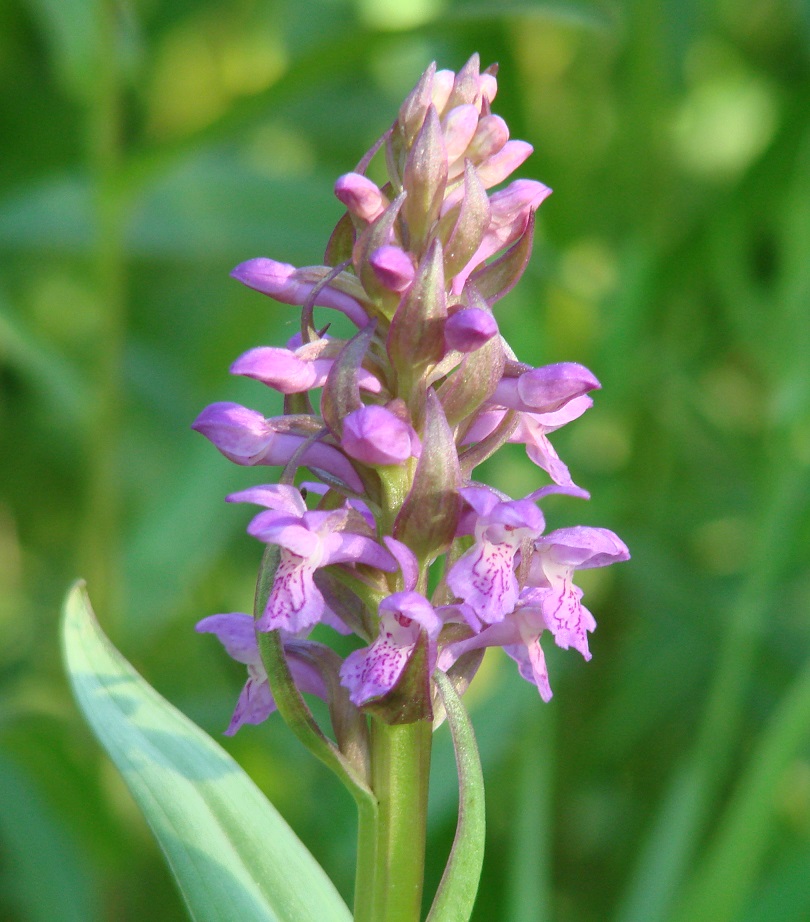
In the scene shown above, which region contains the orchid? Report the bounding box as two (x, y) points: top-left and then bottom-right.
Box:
(191, 402), (364, 491)
(195, 612), (328, 733)
(462, 394), (594, 485)
(230, 335), (384, 396)
(440, 524), (629, 700)
(69, 53), (629, 922)
(228, 484), (395, 633)
(340, 591), (443, 707)
(447, 486), (547, 624)
(188, 58), (628, 920)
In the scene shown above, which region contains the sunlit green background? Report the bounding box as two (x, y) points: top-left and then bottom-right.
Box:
(2, 0), (809, 919)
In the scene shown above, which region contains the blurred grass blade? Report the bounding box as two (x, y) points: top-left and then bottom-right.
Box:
(441, 1), (615, 29)
(61, 581), (352, 922)
(0, 752), (99, 922)
(20, 0), (97, 98)
(742, 845), (810, 922)
(617, 460), (805, 922)
(0, 176), (93, 251)
(672, 658), (810, 922)
(504, 689), (554, 922)
(0, 288), (89, 423)
(427, 672), (486, 922)
(614, 759), (706, 922)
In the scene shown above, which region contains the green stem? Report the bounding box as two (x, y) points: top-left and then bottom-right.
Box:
(355, 718), (432, 922)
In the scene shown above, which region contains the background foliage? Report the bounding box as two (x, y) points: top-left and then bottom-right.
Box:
(2, 0), (809, 919)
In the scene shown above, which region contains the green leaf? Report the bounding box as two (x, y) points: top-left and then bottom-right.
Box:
(427, 672), (486, 922)
(61, 581), (352, 922)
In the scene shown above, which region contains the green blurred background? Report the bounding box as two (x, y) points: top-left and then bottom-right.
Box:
(2, 0), (809, 919)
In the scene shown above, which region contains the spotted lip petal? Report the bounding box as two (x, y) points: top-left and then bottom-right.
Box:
(448, 490), (547, 624)
(256, 550), (325, 633)
(339, 591), (443, 707)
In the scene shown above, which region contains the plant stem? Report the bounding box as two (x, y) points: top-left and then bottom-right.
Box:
(354, 792), (379, 922)
(355, 718), (432, 922)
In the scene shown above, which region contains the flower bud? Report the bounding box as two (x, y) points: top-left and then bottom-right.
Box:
(444, 307), (498, 353)
(475, 140), (534, 189)
(479, 71), (498, 106)
(342, 405), (416, 466)
(442, 104), (479, 164)
(191, 402), (363, 490)
(451, 179), (551, 294)
(470, 213), (537, 303)
(369, 245), (416, 292)
(431, 69), (455, 115)
(231, 258), (371, 326)
(493, 362), (601, 415)
(465, 114), (509, 164)
(335, 173), (387, 222)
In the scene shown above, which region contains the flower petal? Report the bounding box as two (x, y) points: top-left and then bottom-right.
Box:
(340, 637), (414, 706)
(342, 405), (415, 466)
(538, 526), (631, 569)
(503, 640), (553, 701)
(447, 540), (519, 624)
(225, 676), (276, 735)
(539, 581), (595, 660)
(256, 552), (324, 633)
(196, 612), (259, 666)
(227, 484), (307, 515)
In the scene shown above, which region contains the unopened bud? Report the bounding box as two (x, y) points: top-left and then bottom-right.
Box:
(445, 308), (498, 353)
